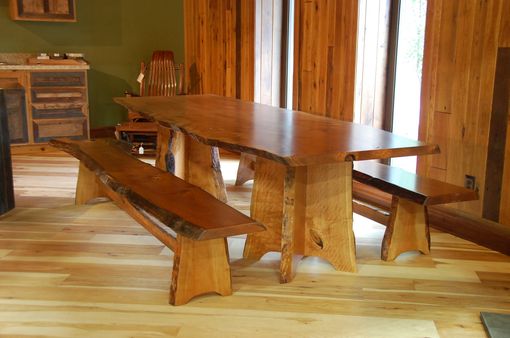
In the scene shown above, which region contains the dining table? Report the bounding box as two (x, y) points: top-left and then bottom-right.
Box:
(115, 94), (439, 283)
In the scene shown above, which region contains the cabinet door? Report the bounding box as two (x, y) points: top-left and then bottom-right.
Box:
(0, 90), (15, 215)
(10, 0), (76, 22)
(5, 89), (28, 144)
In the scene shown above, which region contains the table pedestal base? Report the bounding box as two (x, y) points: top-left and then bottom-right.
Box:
(156, 125), (227, 202)
(245, 157), (357, 283)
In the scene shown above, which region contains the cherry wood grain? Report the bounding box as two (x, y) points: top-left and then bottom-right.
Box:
(49, 138), (264, 305)
(115, 95), (439, 166)
(353, 161), (478, 206)
(115, 94), (439, 282)
(49, 138), (263, 241)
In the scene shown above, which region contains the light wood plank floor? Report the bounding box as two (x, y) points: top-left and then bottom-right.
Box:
(0, 152), (509, 337)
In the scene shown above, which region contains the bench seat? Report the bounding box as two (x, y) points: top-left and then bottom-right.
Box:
(353, 161), (478, 261)
(50, 138), (264, 305)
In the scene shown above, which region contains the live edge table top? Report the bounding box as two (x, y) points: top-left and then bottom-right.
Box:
(114, 95), (439, 166)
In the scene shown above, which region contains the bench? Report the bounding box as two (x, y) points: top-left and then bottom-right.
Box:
(352, 161), (478, 261)
(50, 138), (265, 305)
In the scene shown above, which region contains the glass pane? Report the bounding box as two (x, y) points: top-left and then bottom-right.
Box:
(391, 0), (427, 172)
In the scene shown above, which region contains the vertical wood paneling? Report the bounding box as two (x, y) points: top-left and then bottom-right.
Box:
(293, 0), (358, 121)
(498, 3), (510, 225)
(501, 118), (510, 224)
(184, 0), (254, 100)
(418, 0), (505, 217)
(430, 111), (449, 170)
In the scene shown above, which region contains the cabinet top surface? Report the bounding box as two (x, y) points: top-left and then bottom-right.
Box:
(0, 64), (89, 71)
(0, 53), (89, 71)
(115, 95), (439, 166)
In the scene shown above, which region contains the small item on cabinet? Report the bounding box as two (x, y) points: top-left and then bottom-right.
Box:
(51, 53), (64, 60)
(65, 53), (85, 60)
(138, 143), (145, 155)
(37, 53), (50, 60)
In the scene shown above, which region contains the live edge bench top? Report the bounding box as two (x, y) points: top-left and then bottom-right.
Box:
(353, 161), (479, 206)
(50, 138), (263, 241)
(114, 95), (439, 167)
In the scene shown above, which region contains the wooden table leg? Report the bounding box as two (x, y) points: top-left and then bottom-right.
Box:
(246, 158), (357, 283)
(280, 166), (306, 283)
(244, 158), (285, 260)
(155, 124), (227, 202)
(303, 162), (357, 273)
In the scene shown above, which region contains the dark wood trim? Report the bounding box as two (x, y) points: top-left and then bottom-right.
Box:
(483, 48), (510, 221)
(43, 0), (50, 13)
(429, 206), (510, 257)
(0, 90), (15, 215)
(279, 0), (291, 109)
(235, 0), (242, 99)
(90, 126), (116, 139)
(383, 0), (401, 133)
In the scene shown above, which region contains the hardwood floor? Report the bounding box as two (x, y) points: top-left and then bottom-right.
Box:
(0, 152), (509, 337)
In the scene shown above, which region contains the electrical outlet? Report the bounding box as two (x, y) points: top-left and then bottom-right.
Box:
(465, 175), (476, 190)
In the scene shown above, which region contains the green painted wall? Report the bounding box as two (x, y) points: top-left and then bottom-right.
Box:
(0, 0), (184, 127)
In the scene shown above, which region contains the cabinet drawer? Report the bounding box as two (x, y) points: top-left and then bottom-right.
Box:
(33, 118), (87, 143)
(32, 105), (85, 119)
(31, 71), (85, 87)
(31, 88), (86, 104)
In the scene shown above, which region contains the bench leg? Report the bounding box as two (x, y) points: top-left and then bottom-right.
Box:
(156, 125), (227, 202)
(382, 196), (431, 261)
(170, 236), (232, 305)
(75, 163), (105, 205)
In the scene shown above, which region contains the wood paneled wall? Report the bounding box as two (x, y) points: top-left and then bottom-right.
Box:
(184, 0), (254, 100)
(418, 0), (510, 222)
(292, 0), (358, 120)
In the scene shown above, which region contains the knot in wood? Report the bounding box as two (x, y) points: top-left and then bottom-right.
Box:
(344, 154), (356, 161)
(309, 229), (324, 249)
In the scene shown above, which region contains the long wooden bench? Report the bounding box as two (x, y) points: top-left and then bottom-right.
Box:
(50, 138), (264, 305)
(353, 161), (478, 261)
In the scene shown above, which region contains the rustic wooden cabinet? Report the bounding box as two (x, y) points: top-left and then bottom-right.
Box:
(0, 68), (89, 148)
(9, 0), (76, 22)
